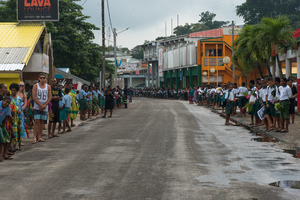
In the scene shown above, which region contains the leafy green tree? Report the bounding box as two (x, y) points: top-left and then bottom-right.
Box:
(0, 0), (17, 22)
(173, 23), (192, 36)
(236, 0), (300, 29)
(198, 11), (229, 29)
(131, 45), (144, 60)
(233, 16), (296, 78)
(46, 0), (103, 81)
(190, 23), (209, 32)
(259, 16), (296, 77)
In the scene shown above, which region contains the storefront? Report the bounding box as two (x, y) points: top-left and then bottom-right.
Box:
(0, 22), (53, 87)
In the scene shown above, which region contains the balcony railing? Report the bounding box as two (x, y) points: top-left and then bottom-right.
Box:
(204, 57), (224, 66)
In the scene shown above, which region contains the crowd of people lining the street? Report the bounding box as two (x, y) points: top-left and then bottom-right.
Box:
(0, 73), (130, 162)
(133, 76), (297, 131)
(0, 73), (297, 162)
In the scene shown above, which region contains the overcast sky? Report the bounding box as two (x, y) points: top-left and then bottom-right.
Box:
(80, 0), (246, 49)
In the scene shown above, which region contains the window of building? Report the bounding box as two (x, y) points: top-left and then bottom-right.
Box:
(205, 49), (223, 57)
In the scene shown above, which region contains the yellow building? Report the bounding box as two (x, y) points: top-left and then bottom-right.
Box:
(0, 22), (53, 87)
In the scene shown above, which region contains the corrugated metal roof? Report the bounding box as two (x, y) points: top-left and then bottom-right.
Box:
(55, 68), (91, 85)
(0, 47), (29, 64)
(0, 63), (25, 71)
(0, 23), (45, 65)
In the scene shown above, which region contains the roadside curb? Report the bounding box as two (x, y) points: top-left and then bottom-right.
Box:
(210, 108), (286, 144)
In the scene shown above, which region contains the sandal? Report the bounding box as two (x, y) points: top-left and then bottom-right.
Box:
(4, 156), (13, 160)
(32, 140), (37, 144)
(38, 139), (46, 142)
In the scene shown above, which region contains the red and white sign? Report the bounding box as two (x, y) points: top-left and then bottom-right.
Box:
(158, 48), (163, 77)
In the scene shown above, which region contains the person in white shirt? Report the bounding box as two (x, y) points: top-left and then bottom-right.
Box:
(232, 83), (239, 115)
(265, 78), (276, 131)
(259, 80), (268, 129)
(213, 84), (222, 109)
(225, 84), (235, 125)
(221, 84), (228, 113)
(248, 79), (256, 125)
(278, 78), (292, 132)
(238, 82), (248, 116)
(197, 86), (203, 106)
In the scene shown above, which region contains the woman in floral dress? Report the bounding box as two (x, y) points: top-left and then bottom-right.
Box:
(9, 83), (26, 150)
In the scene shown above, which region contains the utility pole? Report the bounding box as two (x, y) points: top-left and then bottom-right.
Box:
(113, 28), (117, 87)
(102, 0), (106, 88)
(232, 21), (235, 84)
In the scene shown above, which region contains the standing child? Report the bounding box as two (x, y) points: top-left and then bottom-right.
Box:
(0, 97), (12, 161)
(265, 78), (276, 131)
(278, 78), (292, 132)
(225, 84), (235, 125)
(59, 88), (72, 133)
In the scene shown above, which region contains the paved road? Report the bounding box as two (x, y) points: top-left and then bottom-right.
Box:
(1, 98), (300, 200)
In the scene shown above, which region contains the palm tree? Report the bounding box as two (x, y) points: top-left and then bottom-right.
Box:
(233, 25), (266, 78)
(258, 16), (296, 78)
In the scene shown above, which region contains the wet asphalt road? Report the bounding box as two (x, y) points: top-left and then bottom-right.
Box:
(1, 98), (300, 200)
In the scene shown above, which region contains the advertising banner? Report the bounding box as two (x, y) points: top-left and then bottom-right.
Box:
(223, 27), (242, 35)
(117, 62), (141, 73)
(18, 0), (59, 21)
(158, 48), (163, 77)
(179, 72), (183, 81)
(42, 54), (49, 73)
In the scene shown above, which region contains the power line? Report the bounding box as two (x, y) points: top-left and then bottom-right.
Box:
(81, 0), (88, 6)
(106, 0), (113, 30)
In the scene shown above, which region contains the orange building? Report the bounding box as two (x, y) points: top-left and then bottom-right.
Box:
(193, 27), (250, 87)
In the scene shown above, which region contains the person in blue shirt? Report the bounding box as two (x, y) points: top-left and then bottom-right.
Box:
(0, 96), (12, 161)
(59, 88), (72, 133)
(87, 86), (94, 118)
(78, 85), (88, 120)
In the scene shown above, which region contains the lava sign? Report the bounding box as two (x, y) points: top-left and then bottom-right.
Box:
(17, 0), (59, 21)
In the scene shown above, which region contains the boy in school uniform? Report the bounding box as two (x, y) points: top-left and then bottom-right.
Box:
(225, 84), (235, 125)
(232, 83), (239, 115)
(59, 88), (72, 133)
(265, 78), (276, 131)
(238, 82), (248, 116)
(259, 80), (268, 129)
(278, 78), (292, 132)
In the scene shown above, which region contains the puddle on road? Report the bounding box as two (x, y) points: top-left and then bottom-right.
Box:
(251, 137), (277, 143)
(284, 149), (300, 159)
(269, 181), (300, 189)
(251, 137), (269, 142)
(78, 123), (88, 127)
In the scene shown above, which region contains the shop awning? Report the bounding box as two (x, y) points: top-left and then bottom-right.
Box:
(0, 23), (45, 71)
(0, 63), (25, 71)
